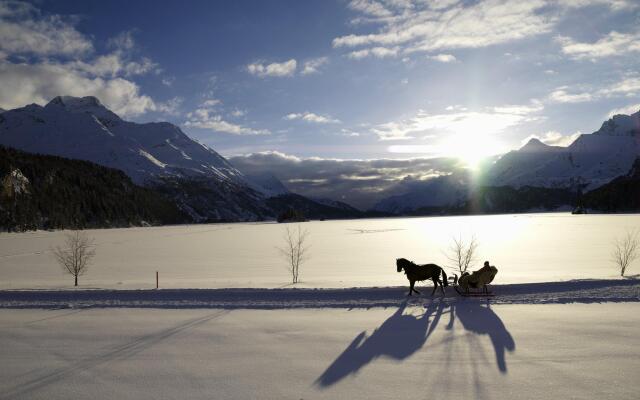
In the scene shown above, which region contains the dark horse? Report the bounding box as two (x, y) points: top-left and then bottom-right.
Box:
(396, 258), (448, 296)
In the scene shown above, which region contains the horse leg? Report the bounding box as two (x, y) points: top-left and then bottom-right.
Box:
(411, 280), (421, 295)
(408, 280), (414, 296)
(430, 278), (438, 296)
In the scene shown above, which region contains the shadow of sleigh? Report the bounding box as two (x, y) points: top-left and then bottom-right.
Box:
(316, 300), (515, 388)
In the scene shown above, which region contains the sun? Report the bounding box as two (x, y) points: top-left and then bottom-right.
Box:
(439, 131), (507, 169)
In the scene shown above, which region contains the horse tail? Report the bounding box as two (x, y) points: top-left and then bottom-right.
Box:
(441, 268), (448, 287)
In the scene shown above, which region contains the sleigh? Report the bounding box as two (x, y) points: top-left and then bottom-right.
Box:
(452, 265), (498, 297)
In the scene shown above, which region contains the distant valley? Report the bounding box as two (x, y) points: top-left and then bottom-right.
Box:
(0, 96), (638, 231)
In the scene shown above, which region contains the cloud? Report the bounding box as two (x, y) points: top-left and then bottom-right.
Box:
(371, 104), (541, 141)
(230, 109), (247, 117)
(599, 76), (640, 97)
(334, 0), (556, 57)
(522, 130), (581, 147)
(161, 77), (174, 87)
(246, 59), (297, 77)
(0, 1), (93, 56)
(155, 96), (183, 116)
(347, 46), (399, 59)
(185, 101), (269, 135)
(335, 0), (636, 63)
(201, 99), (222, 107)
(301, 57), (329, 75)
(107, 30), (136, 51)
(547, 87), (593, 103)
(545, 76), (640, 105)
(69, 54), (158, 78)
(556, 31), (640, 60)
(427, 53), (456, 63)
(284, 112), (341, 124)
(561, 0), (639, 11)
(607, 103), (640, 118)
(0, 62), (159, 116)
(229, 150), (462, 209)
(0, 3), (166, 117)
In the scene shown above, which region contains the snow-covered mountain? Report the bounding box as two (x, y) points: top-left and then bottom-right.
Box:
(0, 96), (364, 222)
(243, 172), (290, 197)
(485, 110), (640, 190)
(373, 110), (640, 214)
(373, 173), (470, 213)
(0, 96), (245, 186)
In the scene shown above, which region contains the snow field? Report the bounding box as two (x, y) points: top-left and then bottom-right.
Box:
(0, 303), (638, 399)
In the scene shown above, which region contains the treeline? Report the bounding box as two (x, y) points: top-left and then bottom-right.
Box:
(0, 145), (188, 231)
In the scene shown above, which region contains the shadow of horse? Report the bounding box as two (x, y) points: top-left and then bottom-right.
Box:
(450, 301), (515, 373)
(316, 301), (445, 388)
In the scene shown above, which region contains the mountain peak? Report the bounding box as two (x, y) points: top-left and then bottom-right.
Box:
(595, 112), (639, 137)
(520, 137), (553, 152)
(48, 95), (102, 108)
(45, 95), (121, 121)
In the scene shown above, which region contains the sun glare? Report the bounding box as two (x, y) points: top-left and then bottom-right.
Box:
(440, 132), (507, 169)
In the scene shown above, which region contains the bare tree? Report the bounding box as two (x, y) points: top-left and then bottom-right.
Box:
(52, 231), (96, 286)
(612, 229), (640, 277)
(277, 225), (310, 284)
(445, 234), (479, 275)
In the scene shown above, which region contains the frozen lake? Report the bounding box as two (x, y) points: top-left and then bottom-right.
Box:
(0, 213), (638, 289)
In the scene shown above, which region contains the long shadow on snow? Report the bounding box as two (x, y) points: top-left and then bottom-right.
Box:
(316, 299), (516, 388)
(315, 300), (445, 388)
(449, 300), (515, 373)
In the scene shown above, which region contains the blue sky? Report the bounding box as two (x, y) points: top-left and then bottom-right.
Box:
(1, 0), (639, 165)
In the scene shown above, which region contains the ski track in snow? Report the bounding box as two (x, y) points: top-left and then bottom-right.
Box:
(0, 279), (637, 309)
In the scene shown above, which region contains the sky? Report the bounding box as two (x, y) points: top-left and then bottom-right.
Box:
(1, 0), (639, 207)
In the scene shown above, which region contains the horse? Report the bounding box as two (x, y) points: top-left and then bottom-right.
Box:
(396, 258), (448, 296)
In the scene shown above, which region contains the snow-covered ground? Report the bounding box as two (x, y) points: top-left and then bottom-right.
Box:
(2, 214), (639, 398)
(0, 279), (638, 309)
(1, 302), (638, 399)
(1, 213), (638, 289)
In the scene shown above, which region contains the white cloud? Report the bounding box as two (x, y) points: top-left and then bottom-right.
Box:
(229, 150), (463, 209)
(341, 128), (361, 137)
(155, 97), (183, 116)
(522, 130), (581, 147)
(335, 0), (636, 62)
(0, 62), (159, 116)
(599, 76), (640, 97)
(545, 76), (640, 105)
(161, 77), (174, 87)
(0, 1), (93, 56)
(201, 99), (222, 108)
(561, 0), (639, 11)
(335, 0), (556, 56)
(371, 104), (540, 141)
(427, 53), (457, 63)
(284, 112), (341, 124)
(547, 87), (593, 103)
(0, 3), (165, 117)
(246, 59), (297, 77)
(230, 109), (247, 117)
(185, 107), (269, 135)
(69, 54), (158, 78)
(556, 31), (640, 60)
(347, 46), (399, 59)
(348, 0), (393, 18)
(607, 103), (640, 118)
(107, 30), (136, 51)
(301, 57), (329, 75)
